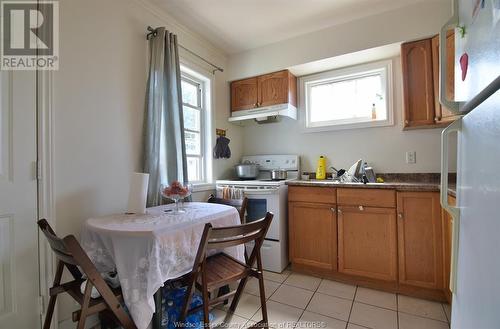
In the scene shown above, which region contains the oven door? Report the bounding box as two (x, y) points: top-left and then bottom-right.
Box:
(243, 187), (281, 241)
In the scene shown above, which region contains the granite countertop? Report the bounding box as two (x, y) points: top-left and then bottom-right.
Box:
(286, 173), (456, 197)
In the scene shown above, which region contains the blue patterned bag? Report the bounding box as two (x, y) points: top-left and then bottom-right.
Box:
(161, 286), (214, 329)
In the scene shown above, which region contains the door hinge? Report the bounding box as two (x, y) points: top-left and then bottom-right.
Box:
(38, 295), (45, 314)
(36, 160), (42, 180)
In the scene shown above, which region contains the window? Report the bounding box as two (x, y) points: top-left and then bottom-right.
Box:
(180, 67), (212, 185)
(300, 60), (393, 131)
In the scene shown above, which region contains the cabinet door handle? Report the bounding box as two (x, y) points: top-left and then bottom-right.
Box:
(337, 209), (342, 214)
(330, 207), (336, 213)
(398, 213), (403, 219)
(358, 205), (364, 211)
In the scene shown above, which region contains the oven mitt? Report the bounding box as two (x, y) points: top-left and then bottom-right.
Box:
(213, 136), (231, 159)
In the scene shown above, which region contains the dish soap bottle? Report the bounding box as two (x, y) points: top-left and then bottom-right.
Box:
(316, 156), (326, 180)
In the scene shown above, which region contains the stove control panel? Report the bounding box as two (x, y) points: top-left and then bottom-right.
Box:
(241, 155), (300, 171)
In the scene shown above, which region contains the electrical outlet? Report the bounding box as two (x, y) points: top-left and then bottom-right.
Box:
(406, 151), (416, 164)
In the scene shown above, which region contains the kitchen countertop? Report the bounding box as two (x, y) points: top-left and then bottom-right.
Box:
(287, 179), (456, 197)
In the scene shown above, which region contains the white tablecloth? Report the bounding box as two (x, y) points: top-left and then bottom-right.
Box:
(80, 202), (245, 329)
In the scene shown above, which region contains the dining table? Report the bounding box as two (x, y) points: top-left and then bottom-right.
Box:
(80, 202), (245, 329)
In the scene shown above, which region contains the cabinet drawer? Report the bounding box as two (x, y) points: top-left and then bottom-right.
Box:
(337, 188), (395, 208)
(288, 186), (336, 204)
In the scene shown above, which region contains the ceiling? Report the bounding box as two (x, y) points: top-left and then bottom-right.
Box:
(149, 0), (442, 54)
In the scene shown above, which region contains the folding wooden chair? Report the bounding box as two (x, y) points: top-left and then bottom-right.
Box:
(207, 195), (248, 224)
(37, 219), (137, 329)
(179, 212), (273, 329)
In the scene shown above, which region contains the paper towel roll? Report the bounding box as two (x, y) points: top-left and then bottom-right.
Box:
(127, 172), (149, 214)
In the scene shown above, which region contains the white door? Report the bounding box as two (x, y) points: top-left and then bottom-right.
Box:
(0, 71), (39, 328)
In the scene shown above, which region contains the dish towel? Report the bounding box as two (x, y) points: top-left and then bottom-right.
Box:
(213, 136), (231, 159)
(217, 186), (243, 200)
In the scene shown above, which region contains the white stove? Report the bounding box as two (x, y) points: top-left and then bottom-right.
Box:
(216, 155), (300, 272)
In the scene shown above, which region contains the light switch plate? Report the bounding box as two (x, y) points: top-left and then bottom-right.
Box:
(406, 151), (416, 164)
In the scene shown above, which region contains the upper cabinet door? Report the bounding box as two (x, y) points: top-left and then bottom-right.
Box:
(432, 31), (459, 124)
(401, 39), (436, 129)
(231, 77), (258, 111)
(257, 70), (290, 107)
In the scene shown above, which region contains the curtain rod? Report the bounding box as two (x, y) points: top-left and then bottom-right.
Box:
(147, 26), (224, 74)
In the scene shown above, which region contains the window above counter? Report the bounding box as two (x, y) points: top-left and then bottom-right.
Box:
(299, 59), (394, 132)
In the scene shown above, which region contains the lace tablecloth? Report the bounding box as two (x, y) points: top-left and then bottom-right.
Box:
(80, 202), (245, 329)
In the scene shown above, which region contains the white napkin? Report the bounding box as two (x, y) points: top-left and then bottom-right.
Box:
(127, 172), (149, 214)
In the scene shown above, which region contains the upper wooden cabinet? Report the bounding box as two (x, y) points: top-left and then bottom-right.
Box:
(401, 39), (436, 128)
(432, 31), (460, 124)
(230, 70), (297, 112)
(401, 31), (458, 129)
(337, 205), (398, 282)
(230, 77), (258, 111)
(397, 192), (444, 290)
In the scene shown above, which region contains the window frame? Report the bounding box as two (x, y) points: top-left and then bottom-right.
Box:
(299, 59), (394, 132)
(181, 75), (204, 183)
(180, 65), (213, 189)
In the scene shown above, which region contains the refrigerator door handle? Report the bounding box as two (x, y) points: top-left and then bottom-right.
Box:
(439, 0), (463, 113)
(441, 118), (462, 292)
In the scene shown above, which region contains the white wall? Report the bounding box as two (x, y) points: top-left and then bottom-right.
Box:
(53, 0), (240, 322)
(227, 1), (451, 80)
(229, 0), (456, 173)
(241, 57), (456, 173)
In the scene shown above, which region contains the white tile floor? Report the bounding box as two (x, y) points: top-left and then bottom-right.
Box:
(214, 270), (451, 329)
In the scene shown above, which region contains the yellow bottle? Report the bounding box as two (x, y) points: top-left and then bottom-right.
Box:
(316, 156), (326, 180)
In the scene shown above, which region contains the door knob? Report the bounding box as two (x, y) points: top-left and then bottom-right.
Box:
(358, 205), (364, 211)
(398, 213), (403, 219)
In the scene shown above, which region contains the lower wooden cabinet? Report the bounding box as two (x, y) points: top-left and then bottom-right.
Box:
(397, 192), (444, 290)
(288, 187), (449, 302)
(442, 195), (456, 303)
(337, 206), (398, 281)
(289, 202), (337, 272)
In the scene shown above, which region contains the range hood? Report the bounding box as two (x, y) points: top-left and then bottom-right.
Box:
(228, 103), (297, 123)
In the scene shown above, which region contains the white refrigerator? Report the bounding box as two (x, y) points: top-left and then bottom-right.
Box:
(439, 0), (500, 328)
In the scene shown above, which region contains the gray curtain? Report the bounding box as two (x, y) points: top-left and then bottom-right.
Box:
(143, 28), (188, 206)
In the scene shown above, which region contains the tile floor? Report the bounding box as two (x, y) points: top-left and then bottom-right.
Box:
(214, 270), (451, 329)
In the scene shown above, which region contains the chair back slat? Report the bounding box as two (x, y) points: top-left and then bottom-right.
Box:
(208, 218), (266, 240)
(53, 250), (79, 265)
(207, 231), (263, 250)
(190, 213), (273, 272)
(207, 196), (248, 223)
(38, 219), (75, 258)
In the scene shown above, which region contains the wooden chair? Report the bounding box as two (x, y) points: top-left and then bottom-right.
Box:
(37, 219), (137, 329)
(179, 212), (273, 329)
(207, 195), (248, 224)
